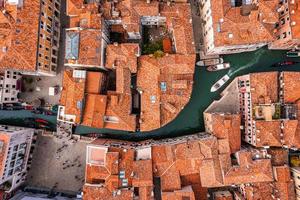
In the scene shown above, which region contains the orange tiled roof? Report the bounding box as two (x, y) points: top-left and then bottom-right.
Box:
(85, 72), (106, 94)
(84, 141), (153, 200)
(205, 113), (241, 153)
(66, 30), (103, 67)
(283, 71), (300, 103)
(160, 4), (195, 55)
(267, 148), (289, 166)
(60, 70), (86, 123)
(238, 165), (295, 200)
(250, 72), (278, 104)
(104, 93), (137, 131)
(0, 1), (40, 72)
(283, 120), (300, 149)
(82, 94), (107, 128)
(83, 185), (133, 200)
(115, 0), (159, 33)
(0, 133), (10, 178)
(209, 0), (278, 48)
(137, 54), (195, 131)
(60, 70), (106, 124)
(105, 43), (139, 73)
(161, 186), (196, 200)
(84, 135), (278, 199)
(289, 0), (300, 39)
(255, 120), (281, 147)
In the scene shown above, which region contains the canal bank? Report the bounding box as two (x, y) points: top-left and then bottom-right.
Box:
(0, 47), (300, 141)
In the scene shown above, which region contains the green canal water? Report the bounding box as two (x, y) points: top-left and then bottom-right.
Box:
(0, 47), (300, 141)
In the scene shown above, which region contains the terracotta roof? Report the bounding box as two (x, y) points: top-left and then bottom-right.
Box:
(238, 165), (296, 200)
(82, 94), (107, 128)
(213, 191), (233, 200)
(84, 141), (153, 200)
(85, 72), (106, 94)
(0, 1), (40, 72)
(283, 120), (300, 149)
(60, 70), (107, 124)
(289, 0), (300, 39)
(132, 160), (153, 187)
(273, 165), (291, 183)
(208, 0), (277, 48)
(204, 113), (241, 153)
(255, 120), (281, 147)
(283, 71), (300, 103)
(160, 4), (195, 55)
(200, 148), (274, 187)
(84, 135), (278, 199)
(137, 54), (195, 131)
(267, 148), (289, 166)
(59, 70), (86, 123)
(115, 0), (159, 33)
(161, 186), (196, 200)
(249, 72), (278, 105)
(65, 29), (103, 67)
(0, 133), (10, 178)
(104, 93), (137, 131)
(105, 43), (139, 73)
(83, 185), (133, 200)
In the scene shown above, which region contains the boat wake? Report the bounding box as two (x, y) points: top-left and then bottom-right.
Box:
(227, 48), (267, 77)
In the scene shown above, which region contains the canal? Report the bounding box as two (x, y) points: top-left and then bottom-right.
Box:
(0, 47), (300, 141)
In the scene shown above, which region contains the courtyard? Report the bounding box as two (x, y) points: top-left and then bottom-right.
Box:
(26, 133), (89, 194)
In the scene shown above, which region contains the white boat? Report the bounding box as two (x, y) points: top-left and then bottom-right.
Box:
(196, 58), (223, 67)
(207, 63), (230, 72)
(210, 74), (230, 92)
(287, 51), (300, 57)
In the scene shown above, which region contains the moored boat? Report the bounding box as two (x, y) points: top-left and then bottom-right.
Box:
(287, 51), (300, 58)
(272, 61), (299, 67)
(196, 58), (223, 67)
(207, 63), (230, 72)
(210, 74), (230, 93)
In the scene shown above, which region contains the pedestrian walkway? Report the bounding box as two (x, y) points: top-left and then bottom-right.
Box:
(26, 133), (87, 193)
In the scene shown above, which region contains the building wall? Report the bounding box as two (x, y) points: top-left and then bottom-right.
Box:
(37, 0), (61, 76)
(291, 167), (300, 200)
(0, 126), (35, 193)
(200, 0), (300, 55)
(269, 0), (300, 50)
(0, 70), (21, 104)
(237, 75), (256, 146)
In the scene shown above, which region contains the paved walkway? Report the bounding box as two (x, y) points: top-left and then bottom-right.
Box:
(26, 133), (88, 193)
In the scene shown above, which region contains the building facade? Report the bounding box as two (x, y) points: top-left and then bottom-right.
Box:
(0, 70), (21, 104)
(291, 167), (300, 200)
(0, 126), (36, 193)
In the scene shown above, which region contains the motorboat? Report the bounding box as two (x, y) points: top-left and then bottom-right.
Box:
(210, 74), (230, 93)
(196, 58), (223, 67)
(272, 61), (299, 67)
(206, 63), (230, 72)
(287, 51), (300, 58)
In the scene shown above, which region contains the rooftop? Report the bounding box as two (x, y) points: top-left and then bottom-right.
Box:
(82, 133), (276, 199)
(209, 0), (278, 48)
(59, 68), (137, 131)
(204, 113), (241, 153)
(63, 0), (196, 132)
(249, 72), (278, 105)
(0, 0), (40, 72)
(137, 54), (195, 131)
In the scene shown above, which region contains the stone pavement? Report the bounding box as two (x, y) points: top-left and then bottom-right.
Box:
(26, 133), (89, 193)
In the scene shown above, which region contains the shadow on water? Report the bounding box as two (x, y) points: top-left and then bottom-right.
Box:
(1, 47), (300, 141)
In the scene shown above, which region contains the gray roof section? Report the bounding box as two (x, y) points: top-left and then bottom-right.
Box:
(65, 32), (79, 60)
